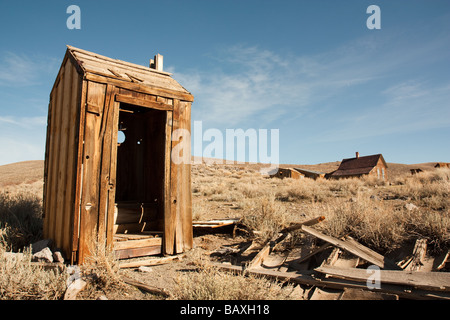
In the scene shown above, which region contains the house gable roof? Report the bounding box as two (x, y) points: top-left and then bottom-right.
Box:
(330, 154), (386, 177)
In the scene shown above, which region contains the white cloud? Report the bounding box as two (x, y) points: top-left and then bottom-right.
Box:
(0, 116), (47, 128)
(0, 52), (59, 87)
(173, 28), (450, 145)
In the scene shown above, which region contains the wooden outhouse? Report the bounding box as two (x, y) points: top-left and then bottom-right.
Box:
(43, 46), (194, 264)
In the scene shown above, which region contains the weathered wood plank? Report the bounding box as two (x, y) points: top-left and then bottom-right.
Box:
(97, 85), (116, 245)
(119, 254), (184, 269)
(301, 225), (401, 270)
(71, 79), (88, 262)
(122, 277), (170, 297)
(165, 100), (180, 255)
(315, 266), (450, 292)
(212, 262), (450, 300)
(115, 94), (173, 111)
(78, 81), (107, 264)
(61, 63), (81, 256)
(85, 73), (194, 102)
(113, 237), (162, 251)
(179, 101), (193, 252)
(247, 216), (327, 270)
(115, 245), (161, 260)
(46, 62), (65, 247)
(106, 94), (120, 248)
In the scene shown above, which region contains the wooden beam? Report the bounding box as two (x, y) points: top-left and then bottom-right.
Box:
(211, 262), (450, 300)
(113, 237), (162, 251)
(247, 216), (326, 270)
(84, 73), (194, 102)
(301, 225), (401, 270)
(122, 276), (170, 297)
(280, 216), (326, 233)
(119, 254), (185, 269)
(115, 94), (173, 111)
(315, 266), (450, 292)
(115, 245), (161, 260)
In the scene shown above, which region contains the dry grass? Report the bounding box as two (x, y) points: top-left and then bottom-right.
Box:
(0, 245), (68, 300)
(193, 165), (450, 255)
(0, 161), (449, 300)
(172, 256), (297, 300)
(0, 192), (43, 252)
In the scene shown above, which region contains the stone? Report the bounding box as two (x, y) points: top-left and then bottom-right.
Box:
(53, 251), (65, 263)
(405, 203), (418, 211)
(32, 247), (54, 263)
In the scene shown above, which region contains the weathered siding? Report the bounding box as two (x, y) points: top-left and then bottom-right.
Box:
(43, 55), (82, 261)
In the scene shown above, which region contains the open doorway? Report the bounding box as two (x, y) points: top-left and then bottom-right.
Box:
(112, 103), (168, 258)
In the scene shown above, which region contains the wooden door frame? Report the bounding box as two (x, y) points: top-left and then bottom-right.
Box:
(105, 95), (173, 254)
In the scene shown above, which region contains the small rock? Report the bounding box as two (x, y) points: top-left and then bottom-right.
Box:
(32, 247), (53, 263)
(370, 195), (380, 201)
(53, 251), (65, 263)
(405, 203), (418, 211)
(137, 266), (153, 273)
(97, 295), (108, 300)
(32, 239), (53, 254)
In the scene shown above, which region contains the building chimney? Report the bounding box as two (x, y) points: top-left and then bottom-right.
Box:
(150, 54), (163, 72)
(356, 152), (359, 159)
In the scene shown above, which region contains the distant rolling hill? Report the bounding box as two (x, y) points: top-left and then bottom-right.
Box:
(0, 159), (441, 189)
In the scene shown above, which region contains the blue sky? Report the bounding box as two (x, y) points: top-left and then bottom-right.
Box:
(0, 0), (449, 166)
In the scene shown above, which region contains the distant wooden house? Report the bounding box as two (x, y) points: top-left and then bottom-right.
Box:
(327, 152), (388, 180)
(435, 163), (450, 169)
(293, 168), (326, 180)
(270, 167), (325, 180)
(270, 168), (304, 179)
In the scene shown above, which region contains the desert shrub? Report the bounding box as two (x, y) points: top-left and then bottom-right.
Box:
(275, 178), (333, 202)
(240, 195), (292, 243)
(315, 197), (407, 253)
(403, 209), (450, 253)
(0, 192), (43, 251)
(79, 239), (127, 298)
(0, 245), (68, 300)
(394, 169), (450, 210)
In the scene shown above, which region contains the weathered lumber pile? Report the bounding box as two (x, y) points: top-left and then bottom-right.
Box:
(210, 216), (450, 300)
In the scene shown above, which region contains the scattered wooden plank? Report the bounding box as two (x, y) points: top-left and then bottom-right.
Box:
(119, 254), (185, 269)
(114, 245), (161, 260)
(113, 237), (162, 251)
(315, 266), (450, 292)
(436, 250), (450, 271)
(246, 216), (326, 270)
(193, 218), (240, 229)
(301, 225), (401, 270)
(409, 238), (427, 271)
(280, 216), (326, 233)
(122, 276), (170, 297)
(211, 262), (450, 300)
(289, 243), (332, 268)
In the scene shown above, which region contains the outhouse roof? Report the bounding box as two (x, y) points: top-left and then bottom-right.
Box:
(66, 45), (193, 100)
